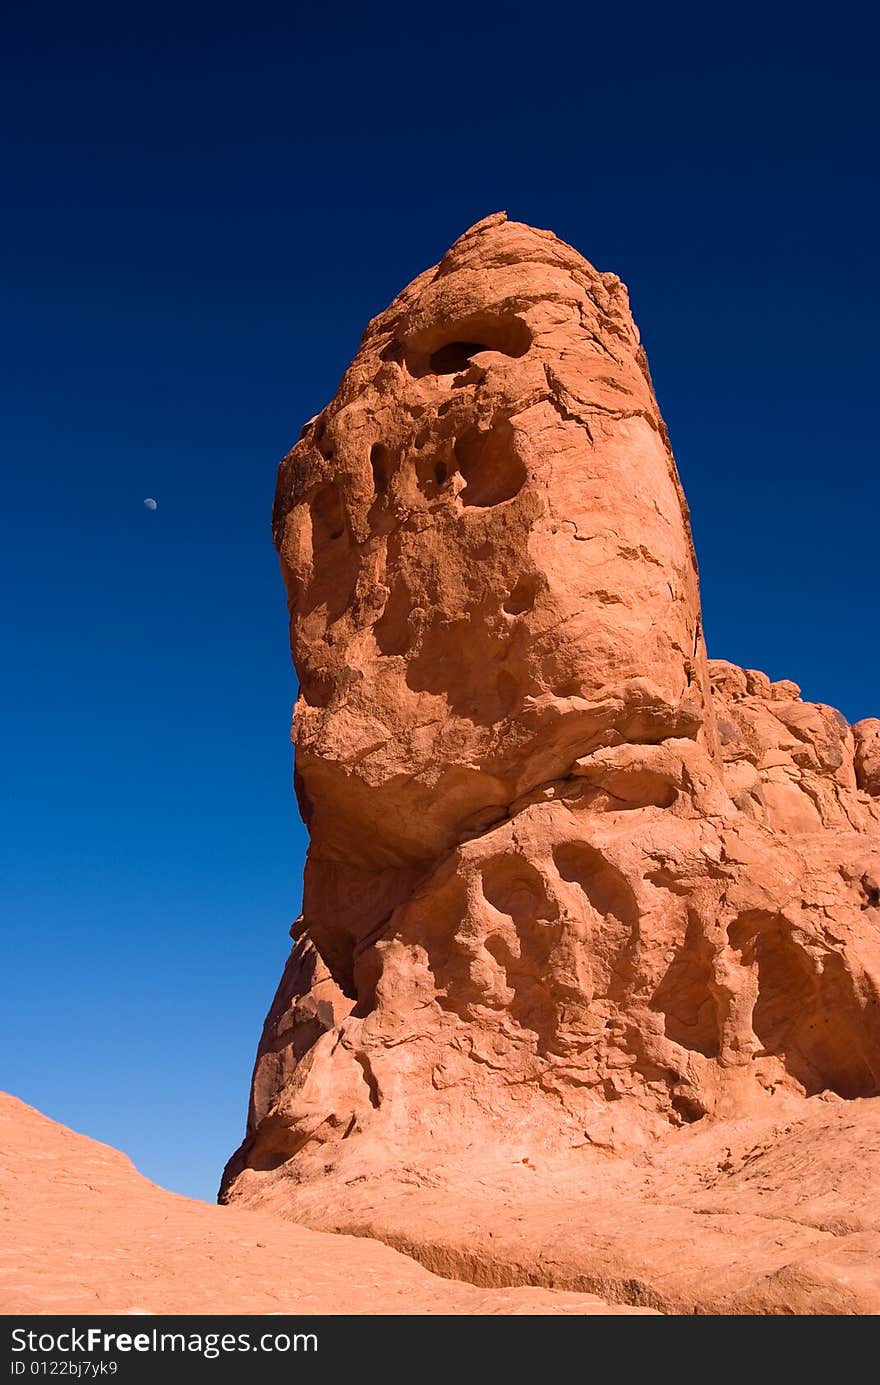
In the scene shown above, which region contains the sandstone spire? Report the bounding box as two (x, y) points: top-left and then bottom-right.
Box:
(222, 214), (880, 1205)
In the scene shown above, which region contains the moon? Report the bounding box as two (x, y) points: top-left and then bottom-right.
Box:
(143, 498), (158, 511)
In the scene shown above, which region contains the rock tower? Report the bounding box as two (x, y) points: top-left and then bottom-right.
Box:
(222, 214), (880, 1201)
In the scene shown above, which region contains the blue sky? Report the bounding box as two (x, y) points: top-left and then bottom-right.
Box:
(2, 3), (877, 1199)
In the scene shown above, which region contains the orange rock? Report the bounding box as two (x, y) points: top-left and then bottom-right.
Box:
(221, 215), (880, 1314)
(0, 1093), (649, 1315)
(224, 1093), (880, 1314)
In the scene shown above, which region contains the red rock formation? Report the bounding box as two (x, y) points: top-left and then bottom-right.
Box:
(222, 215), (880, 1310)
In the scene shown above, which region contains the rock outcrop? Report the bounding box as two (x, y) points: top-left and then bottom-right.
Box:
(221, 215), (880, 1310)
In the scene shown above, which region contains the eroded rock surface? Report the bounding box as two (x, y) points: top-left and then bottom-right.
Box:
(222, 215), (880, 1311)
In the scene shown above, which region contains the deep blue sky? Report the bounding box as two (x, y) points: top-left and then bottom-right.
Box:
(2, 3), (877, 1200)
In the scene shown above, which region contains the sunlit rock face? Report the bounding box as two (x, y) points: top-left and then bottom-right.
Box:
(222, 215), (880, 1202)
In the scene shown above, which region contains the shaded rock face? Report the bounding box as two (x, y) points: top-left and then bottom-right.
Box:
(223, 214), (880, 1197)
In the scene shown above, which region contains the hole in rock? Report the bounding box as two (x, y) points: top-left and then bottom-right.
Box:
(374, 579), (415, 656)
(415, 445), (455, 497)
(553, 840), (638, 1002)
(428, 341), (487, 374)
(247, 1118), (315, 1171)
(298, 668), (335, 709)
(728, 911), (879, 1099)
(318, 935), (358, 1006)
(651, 915), (720, 1057)
(484, 930), (559, 1050)
(304, 481), (358, 621)
(248, 1147), (294, 1172)
(594, 768), (678, 811)
(353, 1051), (381, 1109)
(454, 421), (527, 507)
(479, 856), (561, 1048)
(552, 678), (582, 698)
(412, 875), (486, 1021)
(406, 312), (532, 378)
(310, 482), (346, 544)
(553, 841), (638, 927)
(503, 574), (540, 615)
(370, 442), (393, 494)
(671, 1093), (705, 1124)
(352, 946), (383, 1018)
(480, 854), (557, 928)
(861, 876), (880, 909)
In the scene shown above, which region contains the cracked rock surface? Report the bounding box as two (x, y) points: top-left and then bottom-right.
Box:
(221, 214), (880, 1313)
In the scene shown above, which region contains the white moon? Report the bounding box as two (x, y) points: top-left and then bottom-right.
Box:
(143, 498), (158, 511)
